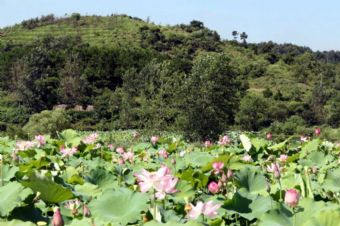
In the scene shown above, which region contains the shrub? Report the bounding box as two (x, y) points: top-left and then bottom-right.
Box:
(22, 109), (70, 137)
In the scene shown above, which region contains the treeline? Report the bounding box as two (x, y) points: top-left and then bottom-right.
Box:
(1, 15), (340, 140)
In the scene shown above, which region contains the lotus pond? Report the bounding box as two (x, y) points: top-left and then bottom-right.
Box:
(1, 130), (340, 226)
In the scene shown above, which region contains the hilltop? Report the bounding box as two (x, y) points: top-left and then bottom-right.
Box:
(1, 14), (340, 140)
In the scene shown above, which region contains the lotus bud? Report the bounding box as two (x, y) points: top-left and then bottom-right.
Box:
(151, 136), (159, 145)
(311, 166), (318, 174)
(208, 181), (219, 194)
(204, 140), (212, 147)
(267, 163), (281, 178)
(221, 173), (227, 182)
(279, 154), (288, 163)
(116, 147), (125, 154)
(118, 158), (125, 165)
(52, 208), (64, 226)
(284, 189), (300, 208)
(158, 149), (169, 159)
(83, 204), (91, 217)
(266, 132), (273, 140)
(315, 127), (321, 136)
(225, 169), (232, 179)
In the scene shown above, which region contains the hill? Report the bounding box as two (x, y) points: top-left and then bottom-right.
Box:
(1, 14), (340, 140)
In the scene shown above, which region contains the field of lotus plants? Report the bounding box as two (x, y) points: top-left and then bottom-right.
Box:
(1, 129), (340, 226)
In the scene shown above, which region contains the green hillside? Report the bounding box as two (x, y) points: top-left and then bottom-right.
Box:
(1, 14), (340, 140)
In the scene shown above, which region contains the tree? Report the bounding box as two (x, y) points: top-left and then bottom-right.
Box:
(58, 56), (85, 105)
(236, 94), (271, 131)
(232, 31), (238, 41)
(240, 32), (248, 44)
(190, 20), (204, 30)
(181, 52), (244, 140)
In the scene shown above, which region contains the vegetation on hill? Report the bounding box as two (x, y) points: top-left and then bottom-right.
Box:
(2, 14), (340, 140)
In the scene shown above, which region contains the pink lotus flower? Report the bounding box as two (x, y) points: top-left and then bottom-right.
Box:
(266, 132), (273, 140)
(267, 162), (281, 178)
(279, 154), (288, 163)
(122, 151), (134, 163)
(208, 181), (219, 194)
(82, 133), (99, 145)
(15, 141), (36, 151)
(158, 149), (169, 159)
(116, 147), (125, 154)
(135, 166), (178, 200)
(218, 135), (230, 145)
(204, 140), (212, 147)
(35, 135), (46, 147)
(64, 199), (81, 210)
(60, 146), (78, 157)
(203, 201), (221, 218)
(52, 208), (64, 226)
(212, 162), (224, 174)
(284, 189), (299, 208)
(151, 136), (159, 145)
(188, 201), (221, 220)
(242, 154), (253, 162)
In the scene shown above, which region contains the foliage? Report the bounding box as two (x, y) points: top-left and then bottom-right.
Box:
(0, 130), (339, 225)
(1, 14), (340, 138)
(22, 109), (70, 137)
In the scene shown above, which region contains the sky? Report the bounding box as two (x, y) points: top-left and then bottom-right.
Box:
(0, 0), (339, 51)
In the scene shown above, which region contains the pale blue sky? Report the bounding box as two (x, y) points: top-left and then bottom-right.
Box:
(0, 0), (339, 50)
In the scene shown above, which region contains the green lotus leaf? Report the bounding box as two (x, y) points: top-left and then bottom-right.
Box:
(0, 182), (33, 217)
(258, 204), (293, 226)
(74, 182), (102, 198)
(21, 172), (73, 203)
(89, 188), (149, 225)
(294, 198), (339, 225)
(240, 134), (252, 152)
(300, 139), (320, 158)
(0, 220), (36, 226)
(184, 151), (213, 167)
(1, 164), (18, 182)
(234, 167), (267, 195)
(251, 137), (269, 152)
(60, 129), (82, 146)
(322, 167), (340, 192)
(303, 210), (340, 226)
(223, 191), (273, 220)
(66, 218), (94, 226)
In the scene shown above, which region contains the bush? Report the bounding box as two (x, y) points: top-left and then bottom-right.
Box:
(22, 109), (70, 137)
(270, 115), (308, 136)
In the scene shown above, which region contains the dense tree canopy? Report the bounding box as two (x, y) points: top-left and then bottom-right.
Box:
(1, 14), (340, 139)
